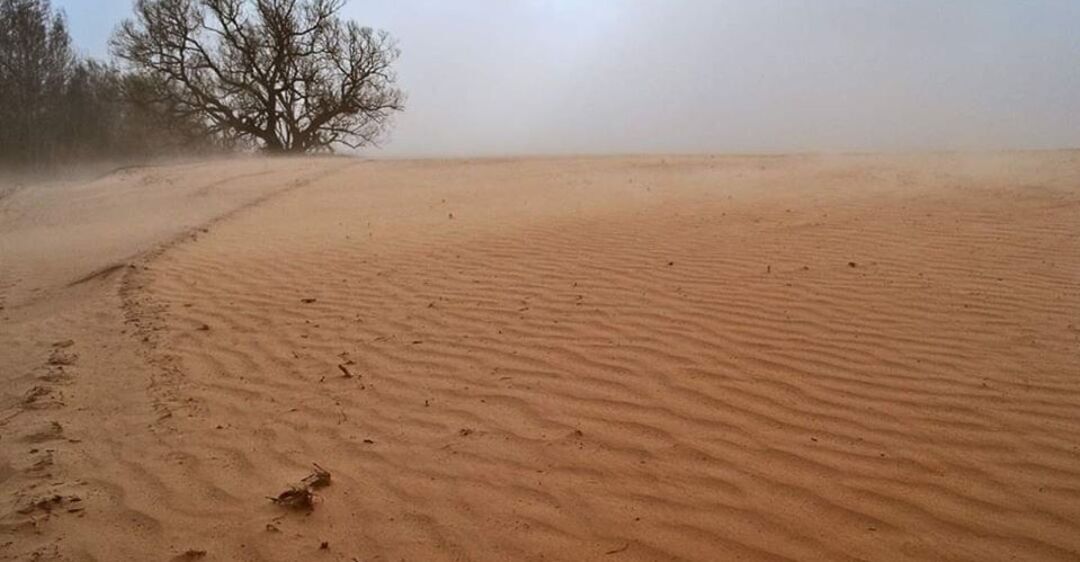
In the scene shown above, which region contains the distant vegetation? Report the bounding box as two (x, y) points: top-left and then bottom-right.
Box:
(0, 0), (220, 170)
(0, 0), (403, 171)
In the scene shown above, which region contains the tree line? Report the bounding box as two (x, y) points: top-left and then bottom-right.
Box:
(0, 0), (404, 170)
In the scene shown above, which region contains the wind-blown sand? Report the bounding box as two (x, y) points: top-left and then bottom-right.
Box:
(2, 153), (1080, 561)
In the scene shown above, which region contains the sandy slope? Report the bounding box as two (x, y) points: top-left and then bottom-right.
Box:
(2, 153), (1080, 561)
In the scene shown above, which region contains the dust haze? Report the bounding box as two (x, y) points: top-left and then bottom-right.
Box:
(7, 2), (1080, 560)
(55, 0), (1080, 157)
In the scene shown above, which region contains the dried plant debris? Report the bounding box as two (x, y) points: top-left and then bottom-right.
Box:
(269, 486), (315, 510)
(301, 463), (332, 489)
(269, 463), (331, 510)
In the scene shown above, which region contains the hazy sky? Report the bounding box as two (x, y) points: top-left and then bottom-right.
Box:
(55, 0), (1080, 156)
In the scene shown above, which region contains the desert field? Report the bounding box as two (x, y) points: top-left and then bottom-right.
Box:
(2, 153), (1080, 561)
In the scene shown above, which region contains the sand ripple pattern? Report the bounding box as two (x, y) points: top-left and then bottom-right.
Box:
(121, 155), (1080, 561)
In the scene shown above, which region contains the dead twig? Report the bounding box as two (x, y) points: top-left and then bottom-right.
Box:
(302, 463), (332, 488)
(268, 486), (315, 510)
(269, 463), (331, 510)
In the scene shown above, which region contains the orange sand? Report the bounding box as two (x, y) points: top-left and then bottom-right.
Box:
(2, 153), (1080, 561)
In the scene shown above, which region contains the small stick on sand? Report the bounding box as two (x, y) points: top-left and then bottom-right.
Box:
(269, 464), (331, 510)
(268, 486), (314, 510)
(301, 463), (332, 489)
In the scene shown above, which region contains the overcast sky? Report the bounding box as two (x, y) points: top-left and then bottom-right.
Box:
(55, 0), (1080, 156)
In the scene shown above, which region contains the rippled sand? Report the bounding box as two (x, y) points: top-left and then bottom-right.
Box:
(3, 153), (1080, 561)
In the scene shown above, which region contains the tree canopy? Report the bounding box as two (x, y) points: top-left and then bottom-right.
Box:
(0, 0), (73, 165)
(1, 0), (215, 169)
(111, 0), (406, 153)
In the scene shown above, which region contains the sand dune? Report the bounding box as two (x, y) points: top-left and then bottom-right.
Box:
(2, 153), (1080, 560)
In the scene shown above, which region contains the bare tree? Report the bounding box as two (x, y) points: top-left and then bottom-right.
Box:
(111, 0), (405, 153)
